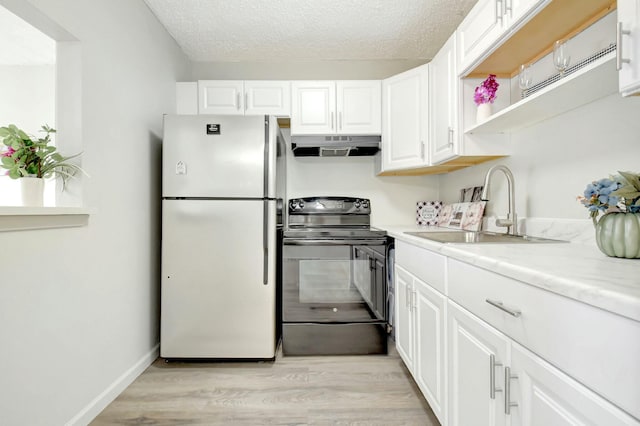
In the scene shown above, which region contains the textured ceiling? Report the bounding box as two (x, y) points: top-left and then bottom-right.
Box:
(0, 5), (55, 65)
(143, 0), (477, 62)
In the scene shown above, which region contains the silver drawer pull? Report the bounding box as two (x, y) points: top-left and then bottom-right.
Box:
(486, 299), (521, 317)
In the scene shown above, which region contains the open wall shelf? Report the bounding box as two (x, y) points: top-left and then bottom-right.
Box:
(465, 52), (617, 134)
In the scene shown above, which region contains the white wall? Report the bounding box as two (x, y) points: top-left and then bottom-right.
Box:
(0, 1), (190, 425)
(438, 93), (640, 222)
(282, 130), (439, 226)
(192, 59), (427, 80)
(0, 65), (55, 205)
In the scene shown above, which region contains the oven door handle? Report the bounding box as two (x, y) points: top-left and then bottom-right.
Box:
(284, 239), (387, 246)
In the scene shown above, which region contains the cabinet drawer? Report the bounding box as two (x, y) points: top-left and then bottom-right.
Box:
(448, 259), (640, 420)
(395, 241), (446, 294)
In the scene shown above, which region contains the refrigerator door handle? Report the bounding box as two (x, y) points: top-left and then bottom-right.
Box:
(263, 116), (269, 198)
(263, 200), (269, 285)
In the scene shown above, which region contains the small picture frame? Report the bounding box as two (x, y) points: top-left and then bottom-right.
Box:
(416, 201), (443, 226)
(460, 186), (484, 202)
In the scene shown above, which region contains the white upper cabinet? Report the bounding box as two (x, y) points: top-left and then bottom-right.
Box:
(198, 80), (245, 115)
(381, 64), (429, 171)
(337, 81), (382, 134)
(618, 0), (640, 96)
(244, 81), (291, 116)
(430, 32), (459, 165)
(290, 80), (380, 135)
(198, 80), (291, 116)
(457, 0), (505, 75)
(457, 0), (549, 75)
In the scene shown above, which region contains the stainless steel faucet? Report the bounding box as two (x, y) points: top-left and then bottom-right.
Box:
(480, 165), (518, 235)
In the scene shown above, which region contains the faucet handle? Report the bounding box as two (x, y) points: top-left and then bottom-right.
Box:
(495, 218), (514, 228)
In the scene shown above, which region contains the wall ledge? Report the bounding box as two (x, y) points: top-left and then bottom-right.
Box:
(0, 206), (91, 231)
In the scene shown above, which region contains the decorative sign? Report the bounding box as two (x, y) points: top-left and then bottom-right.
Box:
(440, 201), (487, 231)
(416, 201), (443, 226)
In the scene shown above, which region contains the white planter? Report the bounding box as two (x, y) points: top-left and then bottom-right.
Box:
(20, 177), (44, 207)
(476, 103), (492, 123)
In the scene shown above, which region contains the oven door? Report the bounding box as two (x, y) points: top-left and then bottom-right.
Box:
(282, 238), (387, 324)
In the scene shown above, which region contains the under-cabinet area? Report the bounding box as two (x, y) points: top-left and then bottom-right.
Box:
(390, 236), (640, 426)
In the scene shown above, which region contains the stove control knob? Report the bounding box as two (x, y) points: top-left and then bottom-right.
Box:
(289, 200), (297, 210)
(361, 200), (369, 208)
(298, 201), (305, 209)
(354, 200), (361, 210)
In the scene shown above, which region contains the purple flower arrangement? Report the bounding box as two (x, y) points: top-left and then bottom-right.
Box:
(578, 171), (640, 224)
(474, 74), (499, 105)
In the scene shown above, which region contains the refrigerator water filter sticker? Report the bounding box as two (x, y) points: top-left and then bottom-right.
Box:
(176, 161), (186, 175)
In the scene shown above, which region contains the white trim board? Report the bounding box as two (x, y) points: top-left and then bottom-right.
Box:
(64, 344), (160, 426)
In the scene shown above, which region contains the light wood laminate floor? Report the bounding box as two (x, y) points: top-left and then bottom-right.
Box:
(92, 343), (439, 425)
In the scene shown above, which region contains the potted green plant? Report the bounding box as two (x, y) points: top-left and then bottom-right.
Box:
(0, 124), (85, 206)
(578, 171), (640, 258)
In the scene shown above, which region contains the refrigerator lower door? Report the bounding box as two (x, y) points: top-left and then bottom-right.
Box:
(161, 199), (276, 359)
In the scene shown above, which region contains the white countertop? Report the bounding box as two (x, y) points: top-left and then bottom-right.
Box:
(382, 225), (640, 323)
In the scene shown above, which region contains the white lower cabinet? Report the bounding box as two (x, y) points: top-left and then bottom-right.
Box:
(394, 241), (639, 426)
(395, 265), (446, 424)
(395, 266), (415, 371)
(448, 300), (508, 426)
(509, 342), (636, 426)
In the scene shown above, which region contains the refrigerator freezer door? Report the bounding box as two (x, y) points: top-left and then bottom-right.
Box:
(161, 199), (276, 359)
(163, 115), (268, 198)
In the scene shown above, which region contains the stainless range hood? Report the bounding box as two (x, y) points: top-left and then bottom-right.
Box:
(291, 135), (381, 157)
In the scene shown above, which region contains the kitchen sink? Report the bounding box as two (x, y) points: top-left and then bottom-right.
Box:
(404, 231), (568, 244)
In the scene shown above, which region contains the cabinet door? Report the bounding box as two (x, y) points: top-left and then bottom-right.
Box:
(509, 342), (638, 426)
(414, 277), (447, 425)
(198, 80), (244, 115)
(291, 81), (336, 135)
(336, 80), (381, 134)
(381, 65), (429, 171)
(395, 266), (414, 371)
(457, 0), (505, 75)
(430, 32), (459, 165)
(619, 0), (640, 96)
(244, 81), (291, 116)
(448, 300), (509, 426)
(504, 0), (548, 28)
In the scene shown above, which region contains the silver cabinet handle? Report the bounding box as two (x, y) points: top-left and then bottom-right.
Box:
(486, 299), (521, 317)
(339, 111), (343, 130)
(505, 367), (518, 414)
(617, 21), (632, 71)
(236, 93), (241, 111)
(331, 112), (335, 130)
(496, 0), (503, 22)
(489, 354), (503, 399)
(504, 0), (512, 16)
(420, 141), (425, 159)
(245, 92), (249, 112)
(406, 286), (410, 309)
(448, 127), (454, 147)
(412, 290), (417, 311)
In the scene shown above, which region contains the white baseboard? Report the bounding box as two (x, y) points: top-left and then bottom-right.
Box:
(65, 343), (160, 426)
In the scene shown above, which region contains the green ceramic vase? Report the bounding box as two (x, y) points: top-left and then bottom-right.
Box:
(595, 212), (640, 259)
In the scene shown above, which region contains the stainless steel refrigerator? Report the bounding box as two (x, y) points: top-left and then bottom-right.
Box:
(160, 114), (285, 359)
